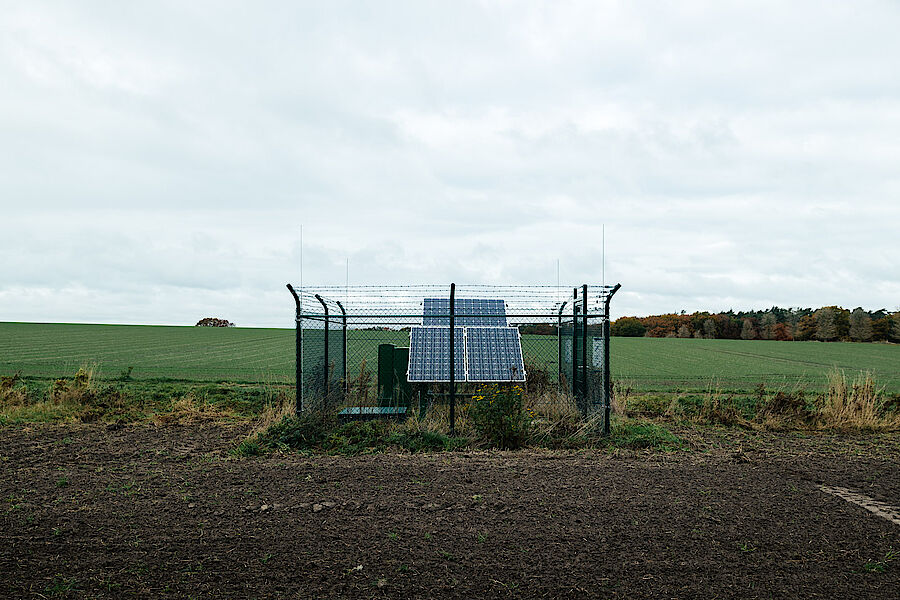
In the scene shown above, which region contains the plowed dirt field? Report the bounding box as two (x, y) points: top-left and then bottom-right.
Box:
(1, 425), (898, 598)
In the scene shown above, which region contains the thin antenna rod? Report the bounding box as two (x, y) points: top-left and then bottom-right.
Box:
(602, 224), (605, 289)
(299, 225), (303, 290)
(556, 259), (560, 304)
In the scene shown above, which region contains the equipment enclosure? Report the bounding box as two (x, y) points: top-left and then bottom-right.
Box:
(286, 284), (620, 433)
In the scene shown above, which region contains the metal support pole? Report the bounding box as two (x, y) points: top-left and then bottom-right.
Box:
(603, 283), (621, 436)
(557, 300), (568, 384)
(336, 300), (348, 397)
(315, 294), (329, 403)
(572, 287), (578, 412)
(286, 284), (302, 414)
(582, 284), (589, 407)
(449, 282), (456, 435)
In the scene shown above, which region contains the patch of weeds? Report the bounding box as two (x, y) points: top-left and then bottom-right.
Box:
(233, 439), (263, 457)
(389, 429), (466, 452)
(234, 411), (334, 455)
(438, 550), (455, 561)
(738, 542), (757, 553)
(260, 553), (273, 564)
(236, 412), (465, 456)
(397, 564), (409, 573)
(387, 531), (398, 541)
(471, 494), (483, 503)
(861, 549), (897, 573)
(324, 421), (393, 455)
(590, 418), (682, 450)
(45, 576), (79, 594)
(476, 532), (488, 544)
(55, 476), (69, 488)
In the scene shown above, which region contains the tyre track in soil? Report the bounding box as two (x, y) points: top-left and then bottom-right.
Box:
(0, 425), (898, 599)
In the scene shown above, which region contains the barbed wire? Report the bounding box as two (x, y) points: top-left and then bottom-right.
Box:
(291, 283), (618, 323)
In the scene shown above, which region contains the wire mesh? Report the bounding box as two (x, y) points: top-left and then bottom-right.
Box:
(291, 284), (619, 427)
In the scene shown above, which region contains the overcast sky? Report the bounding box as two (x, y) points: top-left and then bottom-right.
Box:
(2, 1), (899, 327)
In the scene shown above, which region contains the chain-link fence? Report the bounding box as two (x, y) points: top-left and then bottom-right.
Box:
(287, 283), (620, 432)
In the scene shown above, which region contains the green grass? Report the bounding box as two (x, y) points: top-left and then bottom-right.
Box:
(1, 322), (898, 393)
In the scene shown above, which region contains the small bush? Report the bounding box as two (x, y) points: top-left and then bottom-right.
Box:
(468, 384), (531, 449)
(0, 373), (27, 406)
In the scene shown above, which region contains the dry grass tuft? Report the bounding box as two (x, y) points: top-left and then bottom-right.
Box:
(153, 395), (232, 425)
(240, 389), (296, 437)
(696, 385), (747, 427)
(819, 369), (899, 431)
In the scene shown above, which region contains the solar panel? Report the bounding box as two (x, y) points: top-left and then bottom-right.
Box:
(407, 326), (466, 382)
(423, 298), (506, 326)
(465, 327), (526, 382)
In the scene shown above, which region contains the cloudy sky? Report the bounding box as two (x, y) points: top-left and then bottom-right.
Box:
(2, 1), (899, 327)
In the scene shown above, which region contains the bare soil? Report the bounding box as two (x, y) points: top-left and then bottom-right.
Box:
(1, 424), (898, 599)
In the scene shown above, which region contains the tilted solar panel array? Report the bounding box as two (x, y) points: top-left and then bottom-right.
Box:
(423, 298), (507, 327)
(409, 298), (525, 383)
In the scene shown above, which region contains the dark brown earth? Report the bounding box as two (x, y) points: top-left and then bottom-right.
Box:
(1, 424), (898, 599)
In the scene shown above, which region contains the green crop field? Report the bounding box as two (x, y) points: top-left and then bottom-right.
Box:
(1, 322), (898, 392)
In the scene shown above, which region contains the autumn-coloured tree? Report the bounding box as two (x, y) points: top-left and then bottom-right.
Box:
(795, 314), (817, 341)
(849, 308), (873, 342)
(815, 308), (838, 341)
(740, 318), (757, 340)
(759, 313), (777, 340)
(772, 322), (793, 341)
(872, 315), (893, 341)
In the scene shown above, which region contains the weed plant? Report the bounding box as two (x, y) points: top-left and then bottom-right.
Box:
(468, 384), (531, 449)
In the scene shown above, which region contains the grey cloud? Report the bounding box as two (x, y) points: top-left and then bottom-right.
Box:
(1, 1), (899, 326)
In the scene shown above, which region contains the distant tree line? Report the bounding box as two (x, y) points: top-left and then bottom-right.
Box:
(611, 307), (900, 342)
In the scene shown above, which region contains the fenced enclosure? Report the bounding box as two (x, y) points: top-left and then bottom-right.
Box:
(286, 283), (620, 433)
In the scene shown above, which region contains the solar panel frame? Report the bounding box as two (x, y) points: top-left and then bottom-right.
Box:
(423, 298), (507, 327)
(406, 326), (467, 382)
(465, 327), (526, 382)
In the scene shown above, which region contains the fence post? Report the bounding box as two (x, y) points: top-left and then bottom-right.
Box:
(557, 300), (568, 384)
(603, 284), (621, 435)
(449, 282), (456, 435)
(315, 294), (329, 404)
(572, 288), (579, 414)
(582, 284), (589, 406)
(286, 284), (302, 414)
(336, 300), (348, 397)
